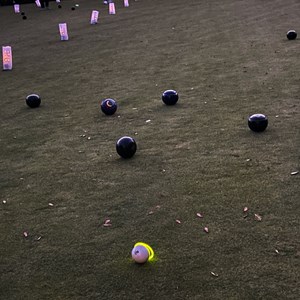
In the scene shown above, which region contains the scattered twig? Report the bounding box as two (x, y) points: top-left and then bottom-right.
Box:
(254, 214), (262, 221)
(103, 219), (112, 227)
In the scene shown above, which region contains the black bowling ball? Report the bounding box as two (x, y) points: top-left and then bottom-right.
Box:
(116, 136), (137, 159)
(22, 15), (27, 20)
(58, 4), (62, 8)
(26, 94), (41, 108)
(287, 30), (297, 40)
(101, 98), (117, 115)
(21, 12), (25, 15)
(248, 114), (268, 132)
(71, 6), (75, 10)
(162, 90), (179, 105)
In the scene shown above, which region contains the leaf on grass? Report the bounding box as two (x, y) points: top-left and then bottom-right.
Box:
(204, 227), (209, 233)
(2, 200), (7, 204)
(243, 207), (249, 213)
(103, 223), (112, 227)
(23, 231), (28, 238)
(211, 271), (218, 277)
(36, 236), (42, 241)
(290, 171), (299, 176)
(254, 214), (262, 221)
(148, 211), (154, 215)
(176, 219), (181, 224)
(145, 119), (151, 123)
(48, 203), (54, 207)
(155, 205), (161, 209)
(196, 212), (203, 218)
(104, 219), (111, 225)
(275, 249), (279, 254)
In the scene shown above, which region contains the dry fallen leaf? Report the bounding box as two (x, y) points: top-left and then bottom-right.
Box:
(243, 207), (249, 213)
(176, 220), (181, 224)
(48, 203), (54, 207)
(204, 227), (209, 233)
(103, 223), (112, 227)
(196, 212), (203, 218)
(36, 236), (42, 241)
(104, 219), (111, 225)
(148, 211), (154, 215)
(254, 214), (262, 221)
(211, 271), (219, 277)
(23, 231), (28, 238)
(2, 200), (7, 204)
(290, 171), (299, 176)
(275, 249), (279, 254)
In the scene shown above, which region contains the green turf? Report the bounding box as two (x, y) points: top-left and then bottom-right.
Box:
(0, 0), (300, 299)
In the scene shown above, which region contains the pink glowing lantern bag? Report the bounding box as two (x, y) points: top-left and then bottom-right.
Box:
(2, 46), (13, 71)
(59, 23), (69, 41)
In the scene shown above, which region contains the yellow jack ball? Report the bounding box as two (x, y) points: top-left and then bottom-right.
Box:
(131, 242), (154, 264)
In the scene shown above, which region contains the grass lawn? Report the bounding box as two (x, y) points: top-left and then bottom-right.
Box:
(0, 0), (299, 299)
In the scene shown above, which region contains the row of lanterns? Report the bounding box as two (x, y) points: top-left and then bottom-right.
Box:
(3, 1), (130, 70)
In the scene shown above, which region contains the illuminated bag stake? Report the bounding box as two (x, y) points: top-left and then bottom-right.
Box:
(109, 2), (116, 14)
(14, 4), (20, 13)
(124, 0), (129, 7)
(59, 23), (69, 41)
(90, 10), (99, 24)
(2, 46), (13, 71)
(35, 0), (41, 7)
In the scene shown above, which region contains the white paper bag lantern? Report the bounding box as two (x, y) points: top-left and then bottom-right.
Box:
(2, 46), (13, 71)
(124, 0), (129, 7)
(90, 10), (99, 25)
(35, 0), (41, 7)
(109, 2), (116, 15)
(56, 0), (61, 2)
(14, 4), (20, 13)
(59, 23), (69, 41)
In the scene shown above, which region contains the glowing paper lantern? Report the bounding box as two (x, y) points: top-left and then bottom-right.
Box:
(56, 0), (61, 2)
(35, 0), (41, 7)
(59, 23), (69, 41)
(109, 2), (116, 14)
(124, 0), (129, 7)
(2, 46), (12, 71)
(14, 4), (20, 13)
(90, 10), (99, 25)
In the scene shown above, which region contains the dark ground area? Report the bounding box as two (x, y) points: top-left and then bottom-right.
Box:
(0, 0), (299, 299)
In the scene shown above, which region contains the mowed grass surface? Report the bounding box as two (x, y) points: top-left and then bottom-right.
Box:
(1, 0), (300, 299)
